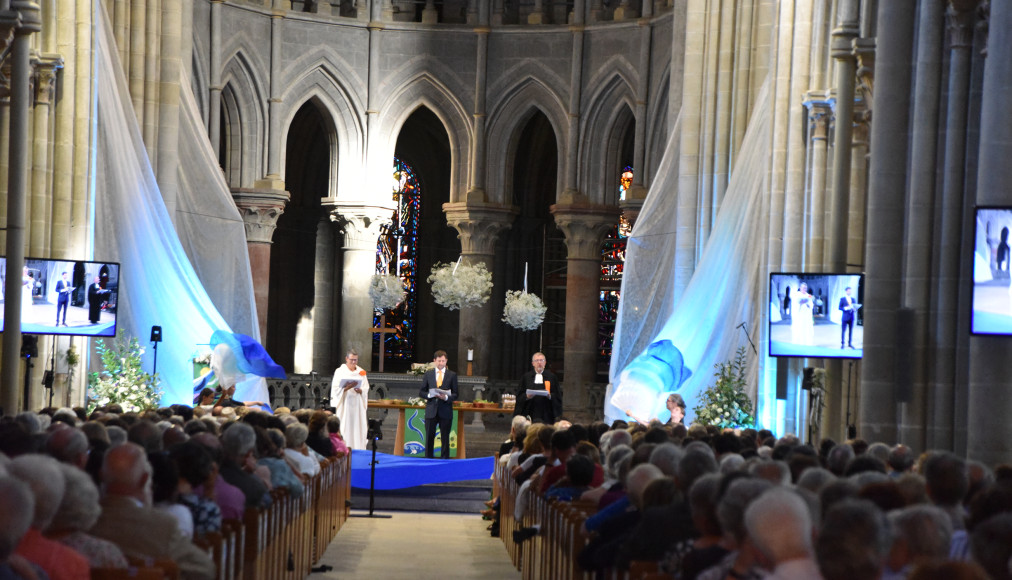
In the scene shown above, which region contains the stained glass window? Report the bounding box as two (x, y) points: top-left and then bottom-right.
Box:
(600, 166), (632, 359)
(374, 158), (421, 362)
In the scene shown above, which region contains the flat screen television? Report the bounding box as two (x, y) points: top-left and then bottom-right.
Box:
(0, 257), (121, 337)
(769, 272), (864, 359)
(971, 206), (1012, 335)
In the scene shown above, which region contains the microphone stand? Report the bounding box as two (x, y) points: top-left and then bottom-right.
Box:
(351, 421), (391, 519)
(737, 322), (758, 356)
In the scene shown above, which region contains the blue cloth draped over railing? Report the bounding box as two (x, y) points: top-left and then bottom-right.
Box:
(350, 451), (495, 490)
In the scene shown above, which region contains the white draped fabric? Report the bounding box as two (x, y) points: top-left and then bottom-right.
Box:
(94, 5), (252, 404)
(607, 78), (771, 424)
(176, 71), (259, 339)
(331, 365), (370, 450)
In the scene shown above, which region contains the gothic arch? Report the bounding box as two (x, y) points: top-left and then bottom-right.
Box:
(485, 77), (568, 205)
(280, 62), (367, 199)
(220, 51), (269, 187)
(376, 72), (471, 204)
(579, 70), (636, 204)
(281, 94), (342, 199)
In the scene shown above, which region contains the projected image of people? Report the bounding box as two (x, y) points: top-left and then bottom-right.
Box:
(0, 258), (120, 337)
(972, 208), (1012, 334)
(769, 273), (863, 359)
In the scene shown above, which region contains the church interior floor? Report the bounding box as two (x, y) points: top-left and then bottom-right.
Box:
(315, 511), (520, 579)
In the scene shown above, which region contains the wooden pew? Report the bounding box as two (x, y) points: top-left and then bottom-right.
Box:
(196, 451), (350, 580)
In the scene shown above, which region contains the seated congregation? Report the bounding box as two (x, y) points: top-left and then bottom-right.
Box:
(0, 405), (351, 580)
(494, 418), (1012, 580)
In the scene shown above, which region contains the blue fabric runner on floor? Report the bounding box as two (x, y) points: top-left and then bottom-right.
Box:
(350, 450), (495, 490)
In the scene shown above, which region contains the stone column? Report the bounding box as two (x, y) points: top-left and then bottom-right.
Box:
(899, 0), (945, 450)
(848, 110), (870, 267)
(207, 0), (222, 156)
(625, 1), (651, 215)
(551, 203), (621, 421)
(491, 0), (504, 26)
(443, 203), (515, 379)
(232, 188), (290, 345)
(3, 0), (40, 414)
(528, 0), (544, 24)
(562, 0), (584, 201)
(613, 0), (636, 21)
(968, 0), (1012, 466)
(466, 6), (489, 201)
(421, 0), (437, 23)
(803, 95), (831, 271)
(257, 8), (285, 191)
(157, 0), (183, 221)
(858, 0), (916, 445)
(828, 0), (859, 273)
(332, 206), (390, 373)
(931, 0), (975, 451)
(29, 56), (61, 258)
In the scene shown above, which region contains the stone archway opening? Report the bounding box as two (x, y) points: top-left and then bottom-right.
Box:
(268, 100), (334, 372)
(374, 106), (459, 370)
(490, 109), (564, 381)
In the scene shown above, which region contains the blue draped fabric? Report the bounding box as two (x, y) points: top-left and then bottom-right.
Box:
(350, 451), (495, 490)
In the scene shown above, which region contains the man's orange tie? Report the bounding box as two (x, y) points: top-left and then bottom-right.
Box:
(437, 370), (443, 387)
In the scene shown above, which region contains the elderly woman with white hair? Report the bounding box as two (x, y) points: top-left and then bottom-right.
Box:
(46, 463), (128, 568)
(8, 453), (91, 578)
(0, 475), (39, 579)
(283, 423), (321, 478)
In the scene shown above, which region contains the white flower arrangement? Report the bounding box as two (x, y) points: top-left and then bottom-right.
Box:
(369, 274), (406, 311)
(87, 333), (162, 413)
(692, 347), (755, 429)
(192, 350), (213, 365)
(410, 362), (435, 376)
(427, 260), (492, 310)
(502, 290), (547, 331)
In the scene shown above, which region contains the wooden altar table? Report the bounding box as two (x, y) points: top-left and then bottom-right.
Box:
(367, 401), (510, 459)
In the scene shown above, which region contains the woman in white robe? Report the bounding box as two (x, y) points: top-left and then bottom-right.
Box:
(791, 282), (815, 345)
(331, 349), (370, 450)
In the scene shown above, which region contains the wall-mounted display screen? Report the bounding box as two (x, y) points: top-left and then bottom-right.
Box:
(972, 207), (1012, 335)
(769, 272), (864, 359)
(0, 257), (121, 337)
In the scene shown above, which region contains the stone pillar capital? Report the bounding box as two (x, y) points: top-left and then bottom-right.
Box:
(330, 203), (392, 251)
(804, 95), (834, 141)
(11, 1), (41, 32)
(32, 54), (62, 106)
(854, 38), (876, 98)
(831, 0), (860, 60)
(946, 1), (976, 49)
(977, 0), (989, 56)
(443, 202), (517, 256)
(0, 11), (20, 68)
(551, 203), (622, 260)
(232, 187), (290, 244)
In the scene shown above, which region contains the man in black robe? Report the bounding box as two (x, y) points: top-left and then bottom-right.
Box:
(513, 352), (562, 424)
(87, 276), (109, 323)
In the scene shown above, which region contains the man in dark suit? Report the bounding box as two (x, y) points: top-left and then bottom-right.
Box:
(513, 352), (562, 424)
(418, 349), (458, 459)
(54, 271), (73, 326)
(839, 286), (856, 349)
